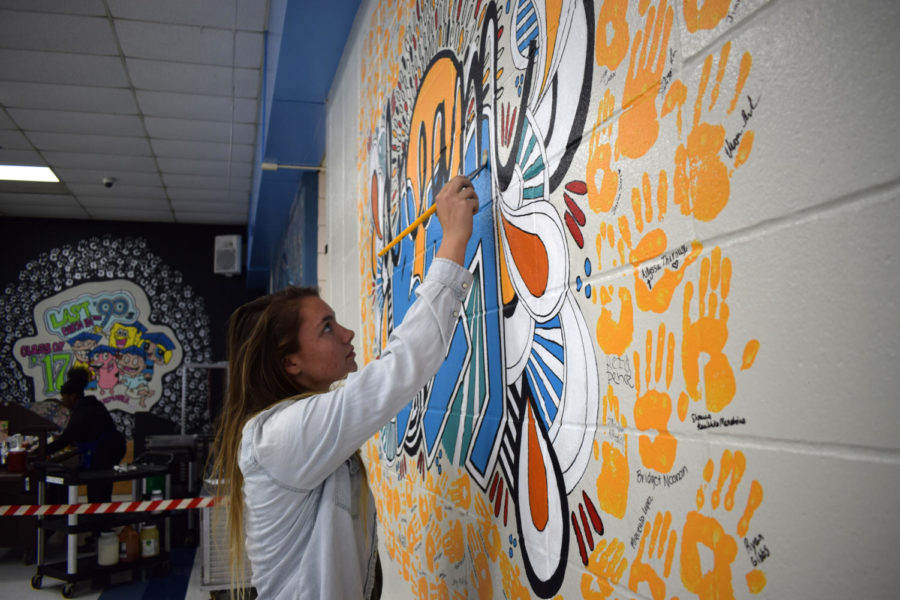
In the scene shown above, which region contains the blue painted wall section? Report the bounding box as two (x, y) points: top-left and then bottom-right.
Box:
(246, 0), (360, 289)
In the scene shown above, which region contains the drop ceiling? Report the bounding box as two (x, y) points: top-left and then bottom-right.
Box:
(0, 0), (360, 287)
(0, 0), (268, 224)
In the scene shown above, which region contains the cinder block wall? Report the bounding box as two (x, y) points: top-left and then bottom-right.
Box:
(319, 1), (900, 597)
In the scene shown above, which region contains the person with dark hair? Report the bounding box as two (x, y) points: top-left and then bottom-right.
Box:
(47, 366), (127, 502)
(211, 174), (479, 599)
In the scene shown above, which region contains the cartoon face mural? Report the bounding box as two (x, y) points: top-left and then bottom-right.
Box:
(358, 1), (766, 598)
(12, 280), (182, 413)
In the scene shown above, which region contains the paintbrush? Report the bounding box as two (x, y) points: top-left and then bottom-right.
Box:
(377, 162), (489, 258)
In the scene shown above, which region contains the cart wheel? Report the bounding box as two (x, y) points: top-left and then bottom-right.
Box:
(31, 574), (42, 589)
(62, 583), (75, 598)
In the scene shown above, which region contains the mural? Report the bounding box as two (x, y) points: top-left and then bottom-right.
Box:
(0, 235), (213, 437)
(357, 1), (765, 597)
(12, 280), (181, 412)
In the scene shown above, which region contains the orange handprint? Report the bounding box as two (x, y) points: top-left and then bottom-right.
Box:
(499, 552), (532, 600)
(673, 42), (753, 222)
(466, 522), (493, 597)
(633, 324), (678, 473)
(687, 450), (767, 596)
(681, 247), (735, 414)
(587, 89), (619, 214)
(619, 0), (674, 159)
(618, 170), (702, 314)
(683, 0), (731, 32)
(448, 473), (472, 511)
(596, 0), (630, 70)
(581, 537), (628, 599)
(628, 510), (678, 600)
(596, 284), (634, 355)
(595, 385), (630, 518)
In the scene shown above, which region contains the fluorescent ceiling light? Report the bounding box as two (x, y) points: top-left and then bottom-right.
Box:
(0, 165), (59, 182)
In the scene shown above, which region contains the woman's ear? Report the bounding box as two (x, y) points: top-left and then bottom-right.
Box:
(282, 352), (303, 376)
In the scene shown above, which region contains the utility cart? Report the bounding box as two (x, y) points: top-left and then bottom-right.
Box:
(31, 462), (172, 598)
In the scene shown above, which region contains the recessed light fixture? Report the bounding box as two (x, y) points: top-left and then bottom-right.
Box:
(0, 165), (59, 182)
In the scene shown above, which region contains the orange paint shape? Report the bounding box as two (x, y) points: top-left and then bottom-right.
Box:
(527, 402), (550, 531)
(746, 569), (767, 594)
(737, 480), (764, 537)
(501, 214), (549, 297)
(742, 339), (760, 370)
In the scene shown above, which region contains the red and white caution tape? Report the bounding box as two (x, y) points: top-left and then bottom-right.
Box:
(0, 496), (220, 517)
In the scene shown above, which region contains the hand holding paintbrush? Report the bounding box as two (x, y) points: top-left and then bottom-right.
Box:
(377, 161), (488, 258)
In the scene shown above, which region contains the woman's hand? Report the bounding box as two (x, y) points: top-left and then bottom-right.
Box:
(435, 175), (479, 265)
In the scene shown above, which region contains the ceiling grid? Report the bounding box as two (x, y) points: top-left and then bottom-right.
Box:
(0, 0), (268, 224)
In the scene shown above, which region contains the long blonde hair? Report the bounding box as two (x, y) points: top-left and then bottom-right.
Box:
(210, 287), (319, 596)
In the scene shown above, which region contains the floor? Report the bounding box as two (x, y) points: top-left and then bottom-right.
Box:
(0, 543), (216, 600)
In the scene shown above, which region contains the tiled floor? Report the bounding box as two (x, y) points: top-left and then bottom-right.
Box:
(0, 543), (213, 599)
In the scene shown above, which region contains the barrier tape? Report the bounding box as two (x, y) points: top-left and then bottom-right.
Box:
(0, 496), (220, 517)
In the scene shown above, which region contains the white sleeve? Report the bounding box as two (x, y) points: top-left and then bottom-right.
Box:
(248, 258), (474, 490)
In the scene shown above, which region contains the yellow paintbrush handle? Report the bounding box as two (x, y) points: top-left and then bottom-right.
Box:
(377, 204), (437, 258)
(376, 162), (488, 258)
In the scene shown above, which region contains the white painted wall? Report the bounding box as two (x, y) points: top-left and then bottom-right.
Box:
(320, 1), (900, 598)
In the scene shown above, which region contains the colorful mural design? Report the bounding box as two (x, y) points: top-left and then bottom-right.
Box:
(0, 235), (213, 437)
(358, 1), (764, 597)
(12, 280), (181, 413)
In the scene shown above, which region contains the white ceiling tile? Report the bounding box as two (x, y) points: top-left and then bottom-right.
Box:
(28, 132), (151, 155)
(144, 117), (255, 144)
(151, 139), (253, 162)
(175, 210), (246, 224)
(167, 187), (248, 202)
(85, 206), (174, 222)
(0, 148), (44, 164)
(0, 1), (106, 16)
(126, 58), (260, 98)
(108, 0), (265, 31)
(70, 183), (166, 199)
(0, 192), (76, 206)
(136, 90), (257, 122)
(234, 31), (264, 69)
(0, 204), (90, 219)
(78, 195), (170, 209)
(43, 151), (158, 172)
(162, 173), (251, 191)
(0, 82), (138, 114)
(0, 129), (33, 150)
(115, 20), (234, 66)
(157, 157), (251, 177)
(0, 12), (117, 54)
(54, 168), (161, 186)
(0, 49), (128, 87)
(8, 109), (146, 135)
(0, 111), (14, 128)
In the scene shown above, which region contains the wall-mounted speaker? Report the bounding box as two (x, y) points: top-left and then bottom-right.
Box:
(214, 235), (242, 276)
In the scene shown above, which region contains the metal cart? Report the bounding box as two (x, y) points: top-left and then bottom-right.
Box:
(31, 463), (171, 598)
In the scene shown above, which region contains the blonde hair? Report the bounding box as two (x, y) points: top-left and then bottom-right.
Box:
(210, 287), (319, 597)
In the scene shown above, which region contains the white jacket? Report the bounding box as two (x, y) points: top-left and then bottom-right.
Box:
(239, 258), (474, 599)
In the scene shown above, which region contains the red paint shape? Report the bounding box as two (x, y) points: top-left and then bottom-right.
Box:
(583, 491), (605, 536)
(565, 212), (584, 248)
(565, 180), (587, 195)
(494, 477), (503, 517)
(579, 504), (594, 550)
(572, 512), (588, 565)
(564, 193), (586, 226)
(489, 471), (499, 498)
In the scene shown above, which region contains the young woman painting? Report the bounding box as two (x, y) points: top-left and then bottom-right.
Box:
(212, 175), (478, 599)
